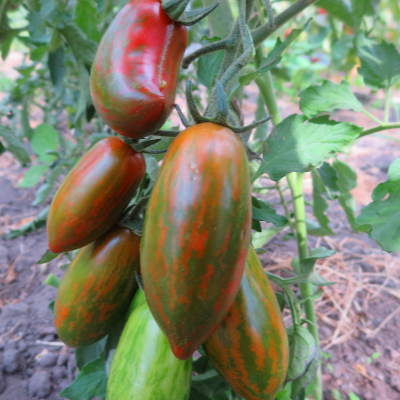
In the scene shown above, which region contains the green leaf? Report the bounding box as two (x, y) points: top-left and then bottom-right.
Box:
(2, 206), (49, 240)
(275, 292), (286, 312)
(355, 158), (400, 252)
(300, 247), (336, 276)
(30, 45), (48, 61)
(349, 393), (361, 400)
(253, 115), (362, 182)
(76, 337), (108, 370)
(317, 162), (340, 200)
(59, 23), (97, 67)
(197, 37), (224, 90)
(306, 270), (336, 287)
(37, 249), (60, 264)
(286, 325), (316, 381)
(59, 357), (107, 400)
(33, 161), (64, 205)
(144, 155), (160, 181)
(31, 124), (58, 156)
(351, 0), (380, 30)
(0, 125), (31, 164)
(311, 170), (334, 236)
(259, 24), (309, 74)
(332, 158), (358, 231)
(48, 45), (66, 91)
(316, 0), (354, 27)
(356, 33), (400, 90)
(44, 273), (60, 288)
(59, 23), (97, 122)
(299, 80), (362, 118)
(252, 197), (288, 227)
(1, 32), (17, 61)
(290, 348), (321, 399)
(251, 226), (284, 249)
(18, 164), (48, 188)
(75, 0), (101, 42)
(40, 0), (56, 18)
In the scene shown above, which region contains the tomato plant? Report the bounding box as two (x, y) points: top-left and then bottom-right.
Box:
(2, 0), (400, 399)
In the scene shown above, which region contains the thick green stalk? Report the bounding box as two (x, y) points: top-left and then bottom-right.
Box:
(202, 0), (234, 38)
(255, 46), (323, 400)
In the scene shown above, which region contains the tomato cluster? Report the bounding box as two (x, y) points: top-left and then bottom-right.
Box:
(49, 1), (288, 399)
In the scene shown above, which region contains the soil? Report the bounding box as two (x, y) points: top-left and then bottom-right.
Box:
(1, 60), (400, 400)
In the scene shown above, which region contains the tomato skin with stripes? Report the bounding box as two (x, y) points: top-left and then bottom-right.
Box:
(47, 137), (145, 253)
(54, 225), (141, 348)
(203, 246), (289, 400)
(141, 122), (252, 360)
(107, 291), (192, 400)
(90, 0), (188, 138)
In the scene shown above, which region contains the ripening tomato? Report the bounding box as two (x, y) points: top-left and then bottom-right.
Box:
(47, 137), (145, 253)
(204, 246), (289, 400)
(90, 0), (188, 138)
(54, 225), (141, 348)
(141, 122), (252, 360)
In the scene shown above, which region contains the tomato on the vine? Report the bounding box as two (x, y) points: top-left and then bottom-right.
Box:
(47, 137), (145, 253)
(204, 246), (289, 400)
(141, 122), (252, 360)
(90, 0), (188, 138)
(54, 225), (141, 348)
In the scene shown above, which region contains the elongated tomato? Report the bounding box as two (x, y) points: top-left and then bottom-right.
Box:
(204, 246), (289, 400)
(90, 0), (188, 138)
(141, 122), (252, 360)
(107, 291), (192, 400)
(54, 225), (141, 348)
(47, 137), (145, 253)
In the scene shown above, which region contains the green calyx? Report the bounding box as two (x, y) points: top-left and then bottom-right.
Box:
(118, 196), (150, 236)
(185, 79), (271, 136)
(161, 0), (220, 26)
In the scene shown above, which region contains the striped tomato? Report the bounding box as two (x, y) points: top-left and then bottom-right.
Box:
(90, 0), (188, 138)
(107, 291), (192, 400)
(54, 225), (140, 347)
(141, 122), (252, 360)
(47, 137), (145, 253)
(203, 246), (289, 400)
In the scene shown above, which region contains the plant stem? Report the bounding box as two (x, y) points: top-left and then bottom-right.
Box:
(275, 181), (295, 234)
(251, 0), (320, 47)
(362, 109), (384, 126)
(255, 45), (323, 400)
(202, 0), (234, 38)
(359, 122), (400, 138)
(287, 172), (323, 400)
(384, 87), (392, 124)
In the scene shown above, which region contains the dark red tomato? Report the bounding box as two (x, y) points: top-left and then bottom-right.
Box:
(54, 225), (141, 348)
(141, 122), (252, 360)
(47, 137), (145, 253)
(90, 0), (188, 138)
(204, 246), (289, 400)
